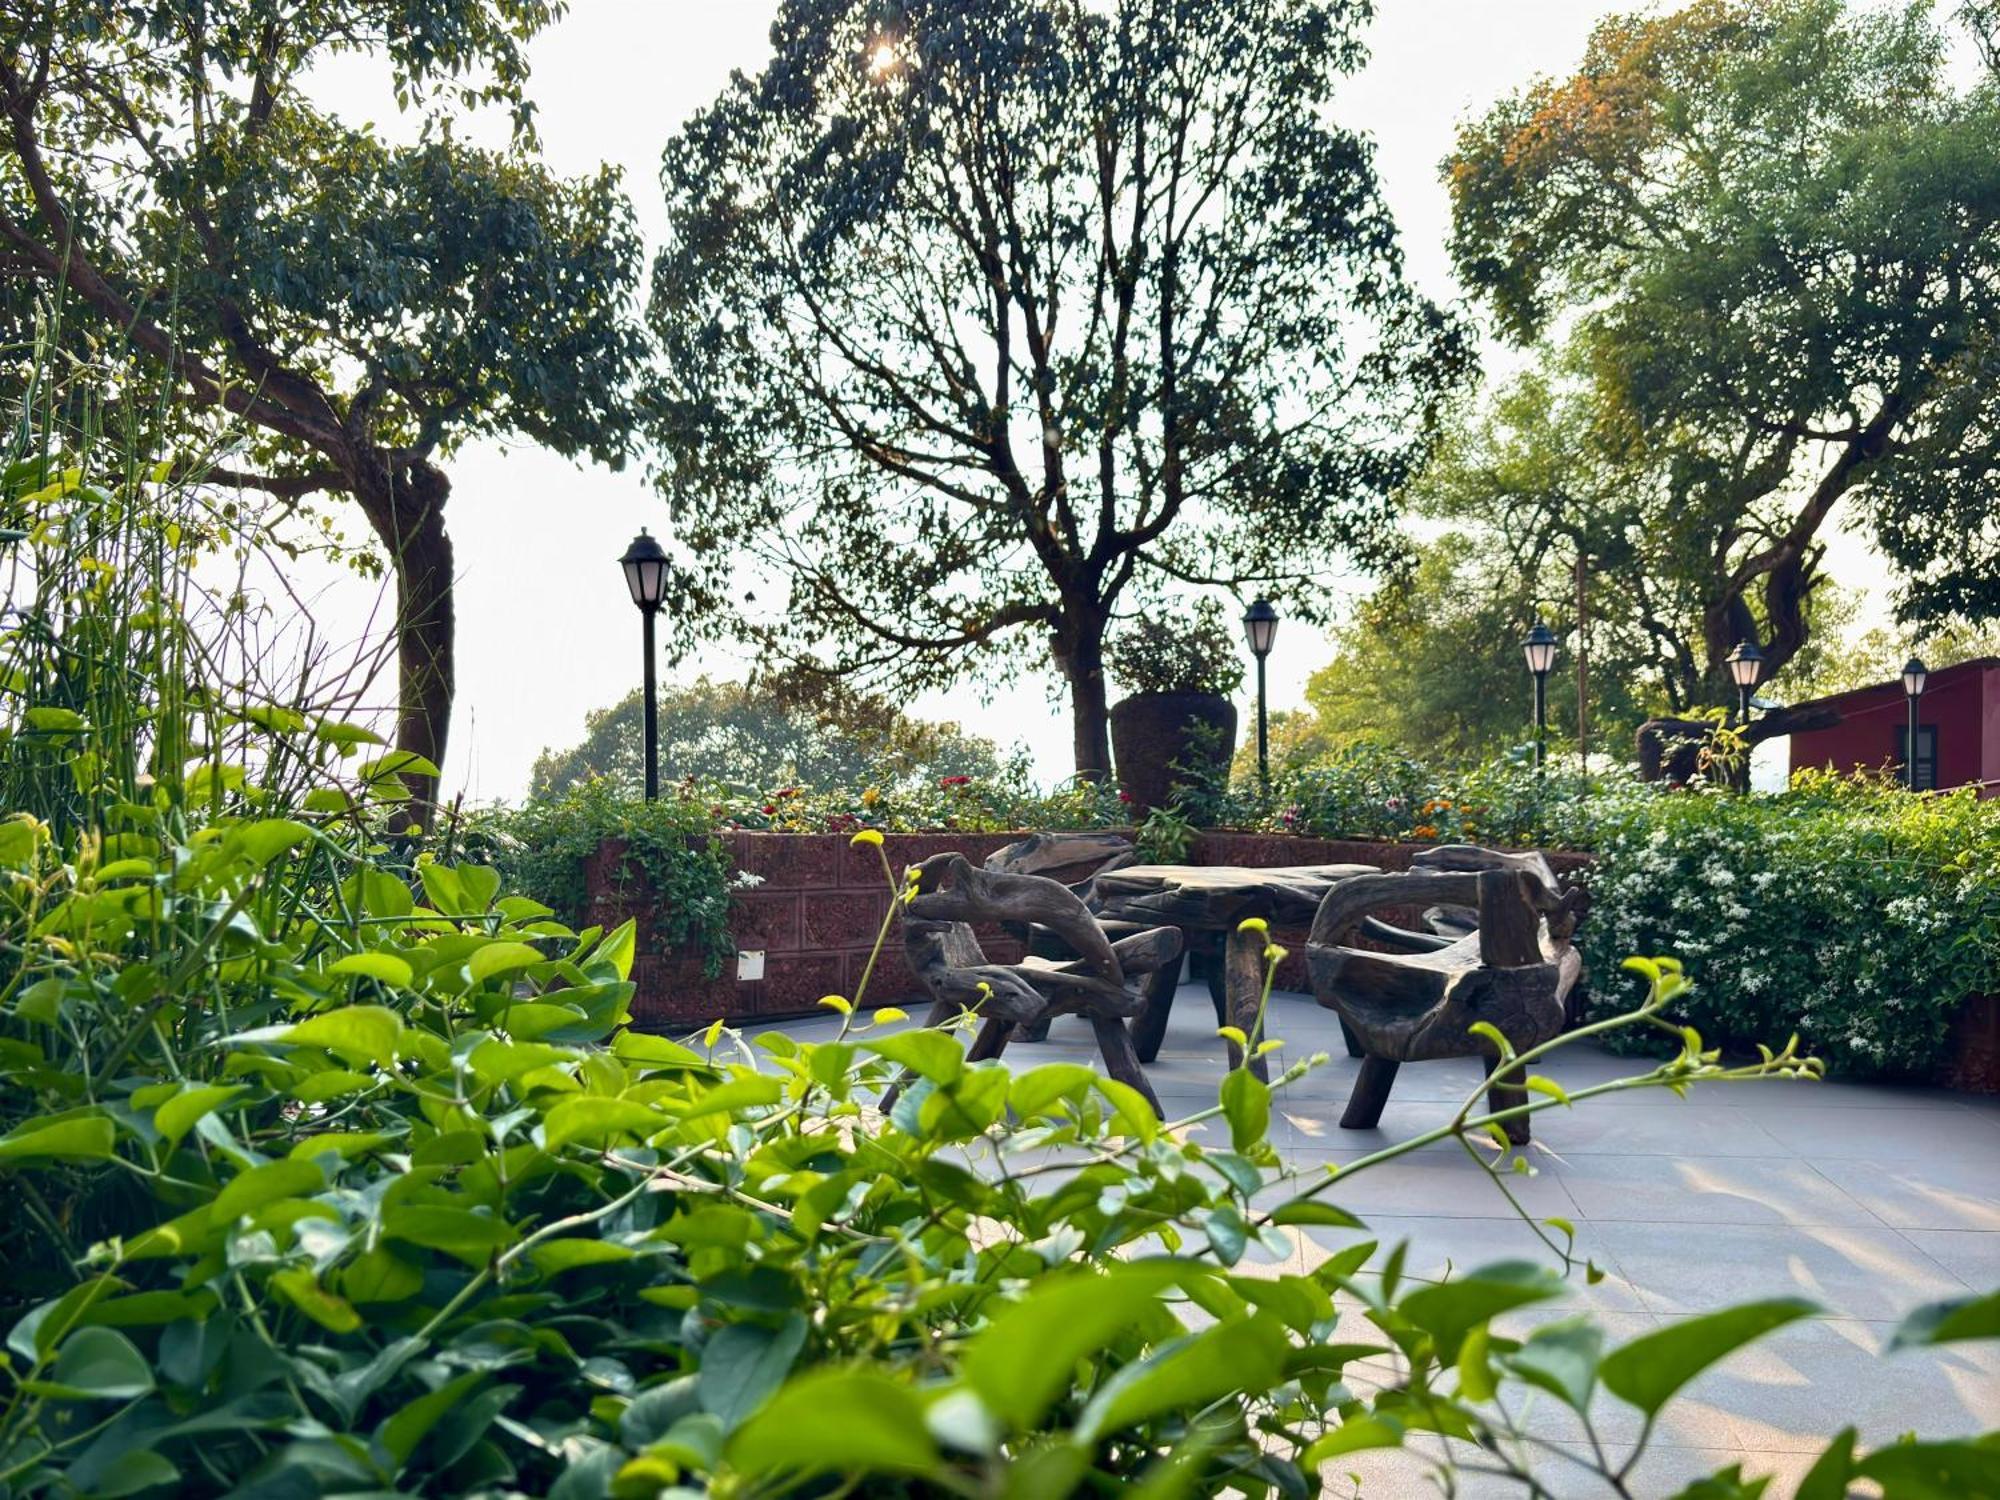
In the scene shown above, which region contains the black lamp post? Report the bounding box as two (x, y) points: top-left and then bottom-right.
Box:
(1901, 656), (1928, 791)
(1243, 598), (1279, 790)
(619, 529), (670, 801)
(1724, 639), (1763, 725)
(1522, 621), (1558, 771)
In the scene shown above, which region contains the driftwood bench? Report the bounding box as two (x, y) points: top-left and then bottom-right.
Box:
(1305, 845), (1586, 1144)
(898, 852), (1182, 1115)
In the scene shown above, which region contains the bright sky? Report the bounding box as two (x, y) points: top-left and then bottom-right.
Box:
(286, 0), (1888, 801)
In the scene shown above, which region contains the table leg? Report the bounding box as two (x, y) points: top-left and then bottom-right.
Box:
(1223, 924), (1270, 1082)
(1129, 961), (1180, 1064)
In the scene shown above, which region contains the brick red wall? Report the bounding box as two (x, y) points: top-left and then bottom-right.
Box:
(587, 832), (1035, 1031)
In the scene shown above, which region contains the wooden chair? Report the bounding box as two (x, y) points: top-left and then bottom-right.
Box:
(1304, 845), (1586, 1144)
(979, 832), (1152, 1044)
(896, 852), (1181, 1116)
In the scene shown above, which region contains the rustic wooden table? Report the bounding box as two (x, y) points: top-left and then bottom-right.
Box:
(1092, 862), (1375, 1080)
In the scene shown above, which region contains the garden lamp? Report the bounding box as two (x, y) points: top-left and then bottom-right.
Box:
(1902, 655), (1928, 791)
(1725, 639), (1763, 725)
(1243, 598), (1279, 790)
(619, 528), (669, 801)
(1522, 621), (1557, 771)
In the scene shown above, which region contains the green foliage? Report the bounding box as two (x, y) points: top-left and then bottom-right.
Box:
(1108, 600), (1246, 700)
(1135, 804), (1197, 864)
(652, 0), (1469, 772)
(1578, 772), (2000, 1076)
(1447, 0), (2000, 689)
(529, 676), (1018, 801)
(1261, 742), (1578, 849)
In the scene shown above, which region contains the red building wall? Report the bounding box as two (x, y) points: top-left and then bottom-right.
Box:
(1786, 659), (1999, 793)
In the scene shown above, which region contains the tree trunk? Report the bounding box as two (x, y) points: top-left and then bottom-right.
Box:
(1052, 608), (1112, 780)
(355, 459), (455, 827)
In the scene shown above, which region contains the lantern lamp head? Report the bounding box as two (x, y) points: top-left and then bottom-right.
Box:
(620, 529), (669, 612)
(1243, 597), (1279, 659)
(1725, 639), (1764, 691)
(1521, 621), (1558, 677)
(1902, 656), (1928, 698)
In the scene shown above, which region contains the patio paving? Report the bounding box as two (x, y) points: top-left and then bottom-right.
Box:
(757, 981), (2000, 1497)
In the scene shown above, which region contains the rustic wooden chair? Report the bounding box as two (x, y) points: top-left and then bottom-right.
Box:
(895, 852), (1181, 1116)
(1304, 845), (1586, 1144)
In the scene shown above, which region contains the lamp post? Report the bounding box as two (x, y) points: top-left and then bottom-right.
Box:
(1901, 656), (1928, 791)
(619, 529), (670, 801)
(1521, 621), (1558, 771)
(1724, 639), (1763, 726)
(1243, 598), (1279, 791)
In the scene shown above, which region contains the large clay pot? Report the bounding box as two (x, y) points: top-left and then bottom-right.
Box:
(1110, 691), (1237, 814)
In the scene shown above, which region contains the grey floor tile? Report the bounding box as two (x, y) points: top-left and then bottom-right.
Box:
(1683, 1315), (2000, 1455)
(1550, 1154), (1886, 1228)
(1897, 1227), (2000, 1287)
(1291, 1212), (1649, 1314)
(1808, 1155), (2000, 1232)
(1267, 1146), (1580, 1220)
(1514, 1102), (1792, 1158)
(1593, 1221), (1967, 1320)
(1749, 1103), (2000, 1159)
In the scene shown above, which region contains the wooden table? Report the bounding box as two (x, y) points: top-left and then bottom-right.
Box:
(1092, 862), (1375, 1080)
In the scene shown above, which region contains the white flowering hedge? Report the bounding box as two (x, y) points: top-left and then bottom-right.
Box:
(1577, 771), (2000, 1075)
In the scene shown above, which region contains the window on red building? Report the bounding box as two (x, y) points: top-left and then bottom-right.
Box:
(1895, 725), (1939, 790)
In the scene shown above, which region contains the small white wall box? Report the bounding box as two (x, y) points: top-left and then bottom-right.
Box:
(736, 950), (766, 982)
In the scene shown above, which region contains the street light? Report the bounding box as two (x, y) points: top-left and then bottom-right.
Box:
(1243, 598), (1279, 790)
(619, 528), (670, 801)
(1902, 655), (1928, 791)
(1522, 621), (1557, 770)
(1724, 639), (1763, 725)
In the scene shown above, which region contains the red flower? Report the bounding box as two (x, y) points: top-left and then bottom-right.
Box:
(1118, 790), (1133, 803)
(778, 786), (798, 798)
(762, 804), (777, 815)
(939, 774), (973, 788)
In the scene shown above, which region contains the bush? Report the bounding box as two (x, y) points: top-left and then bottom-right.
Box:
(1578, 771), (2000, 1075)
(1107, 598), (1246, 698)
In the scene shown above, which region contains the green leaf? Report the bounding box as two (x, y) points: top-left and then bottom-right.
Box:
(326, 952), (413, 987)
(961, 1262), (1182, 1431)
(278, 1005), (405, 1067)
(699, 1313), (808, 1432)
(680, 1075), (783, 1122)
(1601, 1299), (1818, 1416)
(227, 818), (312, 868)
(1399, 1260), (1565, 1361)
(530, 1239), (635, 1275)
(1855, 1439), (2000, 1499)
(45, 1327), (154, 1399)
(0, 814), (43, 869)
(270, 1268), (362, 1334)
(1095, 1076), (1157, 1143)
(541, 1096), (669, 1152)
(77, 1450), (179, 1498)
(1008, 1063), (1101, 1120)
(1890, 1290), (2000, 1349)
(384, 1205), (517, 1261)
(726, 1368), (940, 1477)
(213, 1159), (325, 1221)
(154, 1085), (246, 1149)
(360, 751), (443, 784)
(0, 1114), (115, 1164)
(1794, 1428), (1857, 1500)
(381, 1370), (488, 1466)
(864, 1029), (965, 1085)
(1267, 1197), (1364, 1229)
(1457, 1321), (1496, 1402)
(1302, 1414), (1403, 1465)
(1077, 1316), (1290, 1442)
(1219, 1066), (1270, 1151)
(465, 940), (545, 985)
(1507, 1316), (1603, 1413)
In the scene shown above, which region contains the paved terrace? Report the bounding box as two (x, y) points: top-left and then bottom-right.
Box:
(758, 983), (2000, 1498)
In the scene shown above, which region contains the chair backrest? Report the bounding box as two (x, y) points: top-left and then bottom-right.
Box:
(1308, 845), (1580, 971)
(983, 831), (1136, 893)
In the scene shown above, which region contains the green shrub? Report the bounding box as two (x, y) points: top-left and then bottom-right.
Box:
(1579, 771), (2000, 1075)
(1107, 598), (1246, 698)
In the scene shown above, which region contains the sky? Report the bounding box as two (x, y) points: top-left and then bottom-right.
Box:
(288, 0), (1891, 801)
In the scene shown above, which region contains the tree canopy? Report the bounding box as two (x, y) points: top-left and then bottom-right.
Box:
(1447, 0), (2000, 703)
(0, 0), (647, 816)
(652, 0), (1469, 776)
(528, 675), (1017, 800)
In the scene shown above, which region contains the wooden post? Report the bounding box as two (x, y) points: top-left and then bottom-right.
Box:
(1575, 548), (1589, 771)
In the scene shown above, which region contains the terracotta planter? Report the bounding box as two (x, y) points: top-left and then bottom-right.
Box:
(1110, 691), (1237, 814)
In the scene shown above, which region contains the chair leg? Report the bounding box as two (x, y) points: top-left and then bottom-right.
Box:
(1129, 963), (1180, 1064)
(1204, 949), (1229, 1026)
(1340, 1056), (1400, 1129)
(1224, 924), (1271, 1083)
(967, 1016), (1013, 1063)
(1484, 1057), (1531, 1145)
(1091, 1013), (1163, 1118)
(1338, 1017), (1365, 1060)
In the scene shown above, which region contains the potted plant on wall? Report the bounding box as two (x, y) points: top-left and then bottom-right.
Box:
(1107, 600), (1243, 814)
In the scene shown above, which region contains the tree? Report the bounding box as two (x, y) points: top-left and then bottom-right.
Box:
(1447, 0), (2000, 705)
(528, 675), (1017, 799)
(0, 2), (646, 818)
(652, 0), (1468, 777)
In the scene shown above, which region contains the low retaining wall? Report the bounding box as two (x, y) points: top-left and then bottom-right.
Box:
(588, 829), (1590, 1029)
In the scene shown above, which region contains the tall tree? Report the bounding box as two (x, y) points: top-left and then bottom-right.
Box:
(652, 0), (1468, 777)
(1447, 0), (2000, 703)
(0, 1), (646, 817)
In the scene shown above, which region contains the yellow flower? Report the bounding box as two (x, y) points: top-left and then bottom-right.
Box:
(1264, 943), (1289, 964)
(818, 994), (853, 1015)
(1237, 916), (1269, 935)
(849, 828), (884, 848)
(871, 1007), (909, 1025)
(861, 786), (881, 807)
